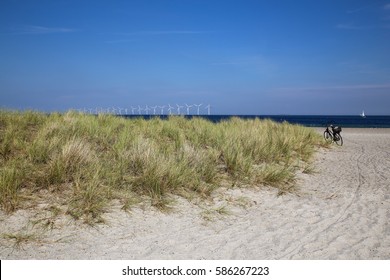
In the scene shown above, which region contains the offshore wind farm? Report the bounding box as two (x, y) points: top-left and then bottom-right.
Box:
(76, 103), (212, 116)
(71, 105), (390, 127)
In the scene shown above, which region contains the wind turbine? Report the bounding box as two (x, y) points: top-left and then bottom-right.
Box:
(118, 107), (123, 115)
(185, 104), (193, 115)
(205, 104), (211, 115)
(144, 105), (150, 115)
(150, 106), (157, 115)
(137, 105), (142, 115)
(131, 106), (136, 115)
(167, 104), (174, 115)
(193, 103), (202, 115)
(176, 104), (184, 115)
(158, 105), (165, 115)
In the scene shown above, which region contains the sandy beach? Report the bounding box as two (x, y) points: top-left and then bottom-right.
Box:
(1, 128), (389, 259)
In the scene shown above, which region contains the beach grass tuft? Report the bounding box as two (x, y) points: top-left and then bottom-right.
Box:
(2, 232), (38, 249)
(0, 110), (324, 222)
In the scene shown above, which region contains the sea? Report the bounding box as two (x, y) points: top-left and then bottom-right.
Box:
(122, 115), (390, 128)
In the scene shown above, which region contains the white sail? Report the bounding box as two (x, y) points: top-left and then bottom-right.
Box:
(360, 110), (366, 118)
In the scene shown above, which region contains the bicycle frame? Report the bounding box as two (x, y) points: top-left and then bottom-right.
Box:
(324, 125), (343, 146)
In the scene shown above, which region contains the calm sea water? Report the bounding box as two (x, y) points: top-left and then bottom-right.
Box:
(122, 115), (390, 128)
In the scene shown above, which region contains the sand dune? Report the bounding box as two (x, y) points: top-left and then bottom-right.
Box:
(1, 128), (389, 259)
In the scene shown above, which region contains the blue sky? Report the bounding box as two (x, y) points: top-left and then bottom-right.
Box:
(1, 0), (390, 115)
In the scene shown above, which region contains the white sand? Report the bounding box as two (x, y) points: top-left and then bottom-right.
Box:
(1, 128), (389, 259)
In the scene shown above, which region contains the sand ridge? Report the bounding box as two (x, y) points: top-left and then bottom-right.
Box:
(1, 128), (389, 259)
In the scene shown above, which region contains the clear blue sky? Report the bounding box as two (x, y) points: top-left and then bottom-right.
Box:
(1, 0), (389, 115)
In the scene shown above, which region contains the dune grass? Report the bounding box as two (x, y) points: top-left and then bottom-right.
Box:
(0, 110), (326, 223)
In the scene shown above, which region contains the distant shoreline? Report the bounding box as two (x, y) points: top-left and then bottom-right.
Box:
(118, 114), (390, 128)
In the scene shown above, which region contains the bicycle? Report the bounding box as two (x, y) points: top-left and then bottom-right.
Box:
(323, 124), (343, 146)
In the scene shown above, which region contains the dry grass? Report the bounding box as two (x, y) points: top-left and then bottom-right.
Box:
(2, 232), (38, 249)
(0, 110), (324, 223)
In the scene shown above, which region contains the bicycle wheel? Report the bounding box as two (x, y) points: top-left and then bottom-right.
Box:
(323, 131), (333, 143)
(334, 133), (343, 146)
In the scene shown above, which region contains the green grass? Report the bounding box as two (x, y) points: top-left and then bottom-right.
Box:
(0, 110), (325, 223)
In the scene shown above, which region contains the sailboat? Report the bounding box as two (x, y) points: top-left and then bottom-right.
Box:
(360, 110), (366, 118)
